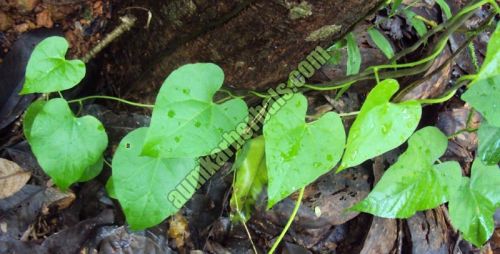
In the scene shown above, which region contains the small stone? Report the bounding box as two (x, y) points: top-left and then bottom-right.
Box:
(14, 23), (30, 33)
(0, 11), (13, 31)
(36, 9), (53, 28)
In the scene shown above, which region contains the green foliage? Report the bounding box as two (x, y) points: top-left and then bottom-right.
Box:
(351, 127), (462, 217)
(339, 79), (421, 170)
(263, 93), (345, 208)
(346, 33), (361, 75)
(449, 160), (500, 247)
(111, 128), (199, 230)
(230, 136), (267, 222)
(390, 0), (403, 15)
(78, 157), (104, 182)
(368, 28), (395, 59)
(462, 77), (500, 127)
(17, 21), (500, 249)
(462, 24), (500, 127)
(23, 100), (46, 142)
(20, 36), (85, 94)
(436, 0), (452, 19)
(105, 176), (117, 199)
(473, 23), (500, 80)
(141, 63), (248, 158)
(403, 9), (428, 37)
(478, 121), (500, 165)
(23, 98), (107, 189)
(326, 41), (345, 65)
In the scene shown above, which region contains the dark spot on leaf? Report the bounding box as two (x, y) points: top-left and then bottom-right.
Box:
(168, 110), (176, 118)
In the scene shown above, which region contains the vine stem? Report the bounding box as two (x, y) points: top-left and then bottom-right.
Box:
(232, 172), (259, 254)
(447, 128), (478, 139)
(268, 187), (305, 254)
(67, 95), (154, 108)
(339, 111), (360, 117)
(415, 89), (457, 105)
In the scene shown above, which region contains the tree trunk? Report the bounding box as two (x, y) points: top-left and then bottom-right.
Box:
(102, 0), (384, 102)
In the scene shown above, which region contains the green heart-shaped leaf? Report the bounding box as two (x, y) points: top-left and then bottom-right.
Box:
(230, 136), (267, 222)
(264, 93), (345, 208)
(20, 36), (85, 94)
(462, 76), (500, 127)
(23, 100), (46, 142)
(142, 63), (248, 158)
(112, 127), (199, 230)
(449, 159), (500, 247)
(469, 159), (500, 207)
(475, 23), (500, 80)
(27, 98), (107, 189)
(462, 24), (500, 127)
(351, 127), (462, 218)
(478, 121), (500, 165)
(339, 79), (421, 171)
(78, 156), (104, 182)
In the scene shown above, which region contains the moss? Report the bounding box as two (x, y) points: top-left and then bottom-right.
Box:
(305, 24), (342, 42)
(164, 0), (198, 26)
(289, 1), (313, 20)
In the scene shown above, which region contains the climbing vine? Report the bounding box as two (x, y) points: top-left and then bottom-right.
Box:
(20, 0), (499, 251)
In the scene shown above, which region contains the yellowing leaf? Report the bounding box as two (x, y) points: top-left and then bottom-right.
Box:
(230, 136), (267, 222)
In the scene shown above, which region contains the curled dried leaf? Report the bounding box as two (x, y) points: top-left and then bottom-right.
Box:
(0, 158), (31, 199)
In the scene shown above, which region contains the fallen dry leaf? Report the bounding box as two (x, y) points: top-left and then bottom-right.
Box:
(42, 187), (76, 212)
(0, 158), (31, 199)
(0, 11), (14, 31)
(168, 213), (190, 250)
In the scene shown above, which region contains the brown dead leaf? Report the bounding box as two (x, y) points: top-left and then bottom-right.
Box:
(168, 213), (190, 250)
(42, 187), (76, 212)
(360, 217), (397, 254)
(402, 48), (452, 101)
(0, 158), (31, 199)
(0, 11), (14, 31)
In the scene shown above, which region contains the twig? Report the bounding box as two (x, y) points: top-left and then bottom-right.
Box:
(82, 15), (137, 63)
